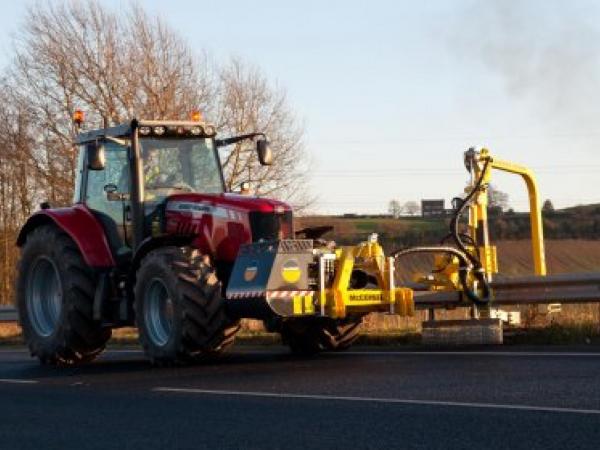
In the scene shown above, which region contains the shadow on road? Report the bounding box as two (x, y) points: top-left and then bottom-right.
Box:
(1, 346), (347, 382)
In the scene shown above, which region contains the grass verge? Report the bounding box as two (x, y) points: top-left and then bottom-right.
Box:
(0, 324), (21, 346)
(504, 322), (600, 345)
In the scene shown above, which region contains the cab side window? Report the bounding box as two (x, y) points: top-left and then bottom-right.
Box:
(86, 143), (129, 224)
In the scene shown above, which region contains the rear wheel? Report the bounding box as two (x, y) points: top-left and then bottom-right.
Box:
(134, 247), (239, 365)
(17, 225), (111, 365)
(281, 318), (362, 355)
(323, 319), (362, 351)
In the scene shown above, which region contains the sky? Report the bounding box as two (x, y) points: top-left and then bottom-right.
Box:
(2, 0), (600, 214)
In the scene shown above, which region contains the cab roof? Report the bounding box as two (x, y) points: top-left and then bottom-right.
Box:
(75, 119), (213, 144)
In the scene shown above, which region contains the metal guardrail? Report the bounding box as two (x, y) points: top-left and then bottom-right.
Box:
(415, 272), (600, 309)
(0, 306), (17, 323)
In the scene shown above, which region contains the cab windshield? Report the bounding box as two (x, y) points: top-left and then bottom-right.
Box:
(140, 137), (224, 201)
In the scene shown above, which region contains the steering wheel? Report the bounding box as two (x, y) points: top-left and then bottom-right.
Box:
(171, 182), (194, 192)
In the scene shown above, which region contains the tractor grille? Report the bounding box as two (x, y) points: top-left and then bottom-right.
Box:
(249, 211), (293, 242)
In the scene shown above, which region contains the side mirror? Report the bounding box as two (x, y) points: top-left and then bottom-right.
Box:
(257, 139), (273, 166)
(87, 140), (106, 171)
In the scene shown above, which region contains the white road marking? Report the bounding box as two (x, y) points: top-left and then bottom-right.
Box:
(0, 378), (38, 384)
(153, 387), (600, 415)
(101, 349), (143, 354)
(107, 350), (600, 357)
(342, 351), (600, 357)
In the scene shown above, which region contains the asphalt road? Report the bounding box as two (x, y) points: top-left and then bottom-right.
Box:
(1, 345), (600, 449)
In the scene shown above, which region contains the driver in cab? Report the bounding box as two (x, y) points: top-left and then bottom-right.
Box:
(144, 146), (164, 190)
(141, 141), (193, 199)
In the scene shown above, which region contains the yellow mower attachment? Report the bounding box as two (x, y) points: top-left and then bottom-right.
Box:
(226, 235), (415, 320)
(322, 234), (414, 319)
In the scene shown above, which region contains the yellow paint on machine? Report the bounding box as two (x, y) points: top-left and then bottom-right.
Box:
(346, 288), (414, 316)
(327, 241), (415, 319)
(292, 294), (315, 315)
(472, 148), (546, 276)
(282, 260), (302, 284)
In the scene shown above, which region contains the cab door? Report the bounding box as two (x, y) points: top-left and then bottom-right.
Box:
(83, 141), (132, 261)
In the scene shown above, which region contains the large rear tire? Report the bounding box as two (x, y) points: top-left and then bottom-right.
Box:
(16, 225), (111, 365)
(281, 318), (362, 355)
(134, 247), (239, 365)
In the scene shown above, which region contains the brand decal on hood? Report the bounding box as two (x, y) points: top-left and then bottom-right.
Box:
(167, 201), (232, 219)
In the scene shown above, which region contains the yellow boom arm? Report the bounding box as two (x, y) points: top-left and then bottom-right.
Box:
(471, 148), (547, 276)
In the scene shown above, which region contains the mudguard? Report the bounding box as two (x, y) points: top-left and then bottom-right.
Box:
(16, 205), (115, 269)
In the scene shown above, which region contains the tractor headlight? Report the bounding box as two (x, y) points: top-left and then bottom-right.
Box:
(204, 125), (216, 136)
(153, 126), (166, 136)
(139, 126), (151, 136)
(190, 126), (203, 136)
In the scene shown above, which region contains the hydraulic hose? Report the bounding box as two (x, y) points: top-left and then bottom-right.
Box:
(391, 247), (489, 305)
(448, 157), (492, 304)
(391, 246), (472, 269)
(450, 159), (489, 266)
(460, 267), (491, 306)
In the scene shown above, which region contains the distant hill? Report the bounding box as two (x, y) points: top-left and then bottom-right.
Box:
(295, 205), (600, 278)
(296, 202), (600, 247)
(561, 203), (600, 214)
(296, 224), (600, 279)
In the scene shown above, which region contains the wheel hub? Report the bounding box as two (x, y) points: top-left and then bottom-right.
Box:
(26, 257), (63, 337)
(144, 279), (174, 347)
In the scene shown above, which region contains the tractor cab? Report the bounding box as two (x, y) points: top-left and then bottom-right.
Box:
(74, 116), (273, 263)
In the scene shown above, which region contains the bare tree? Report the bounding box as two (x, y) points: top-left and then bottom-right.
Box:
(488, 184), (510, 212)
(10, 1), (213, 206)
(543, 199), (555, 213)
(388, 200), (402, 218)
(403, 201), (420, 217)
(0, 82), (41, 304)
(214, 58), (308, 207)
(10, 1), (306, 208)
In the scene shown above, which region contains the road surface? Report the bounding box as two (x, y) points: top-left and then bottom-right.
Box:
(1, 345), (600, 449)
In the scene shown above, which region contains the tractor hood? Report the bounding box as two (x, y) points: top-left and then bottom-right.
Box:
(165, 193), (292, 214)
(164, 193), (294, 262)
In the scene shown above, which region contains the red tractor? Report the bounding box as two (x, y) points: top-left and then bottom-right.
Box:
(15, 116), (368, 365)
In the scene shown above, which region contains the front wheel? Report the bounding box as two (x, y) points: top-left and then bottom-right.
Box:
(134, 247), (239, 365)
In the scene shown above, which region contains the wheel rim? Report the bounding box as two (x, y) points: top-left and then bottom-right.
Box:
(144, 279), (174, 347)
(26, 256), (63, 337)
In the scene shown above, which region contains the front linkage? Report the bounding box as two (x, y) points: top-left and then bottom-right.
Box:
(226, 235), (415, 322)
